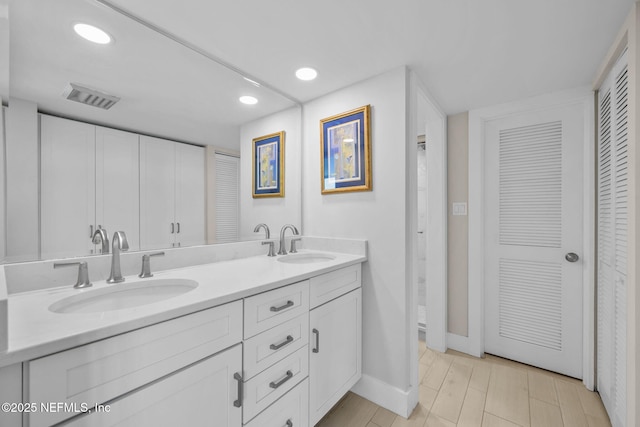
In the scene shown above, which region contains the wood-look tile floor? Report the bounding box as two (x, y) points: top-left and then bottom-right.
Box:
(316, 341), (611, 427)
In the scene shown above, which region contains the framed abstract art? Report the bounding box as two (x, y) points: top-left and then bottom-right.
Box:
(320, 105), (371, 194)
(252, 131), (285, 198)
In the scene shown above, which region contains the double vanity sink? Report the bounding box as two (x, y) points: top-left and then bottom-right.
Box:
(0, 242), (365, 427)
(47, 252), (336, 315)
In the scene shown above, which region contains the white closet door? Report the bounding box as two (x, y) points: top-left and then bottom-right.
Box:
(40, 115), (96, 259)
(175, 143), (205, 247)
(484, 104), (585, 378)
(95, 126), (140, 252)
(597, 49), (628, 427)
(139, 135), (176, 250)
(214, 153), (240, 243)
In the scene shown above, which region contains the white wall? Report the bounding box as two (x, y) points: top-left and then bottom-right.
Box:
(6, 98), (39, 262)
(240, 106), (302, 241)
(302, 67), (413, 413)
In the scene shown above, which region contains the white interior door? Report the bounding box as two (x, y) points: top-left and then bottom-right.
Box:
(597, 49), (628, 427)
(484, 104), (585, 378)
(214, 153), (240, 243)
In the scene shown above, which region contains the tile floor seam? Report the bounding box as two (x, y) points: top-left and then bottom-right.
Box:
(487, 411), (526, 427)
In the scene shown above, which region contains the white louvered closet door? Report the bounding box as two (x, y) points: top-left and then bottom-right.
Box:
(597, 49), (627, 427)
(484, 103), (585, 378)
(214, 153), (240, 243)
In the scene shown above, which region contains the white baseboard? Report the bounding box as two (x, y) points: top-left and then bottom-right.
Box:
(447, 332), (473, 355)
(351, 374), (414, 418)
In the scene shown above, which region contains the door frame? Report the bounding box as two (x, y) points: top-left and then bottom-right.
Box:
(468, 87), (595, 389)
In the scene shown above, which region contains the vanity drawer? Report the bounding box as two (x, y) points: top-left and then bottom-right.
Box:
(243, 345), (309, 422)
(26, 300), (242, 427)
(244, 378), (309, 427)
(244, 280), (309, 338)
(310, 264), (361, 308)
(244, 313), (309, 380)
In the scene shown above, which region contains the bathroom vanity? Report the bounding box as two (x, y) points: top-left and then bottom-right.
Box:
(0, 244), (365, 427)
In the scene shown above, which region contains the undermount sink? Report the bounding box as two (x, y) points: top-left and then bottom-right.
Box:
(277, 253), (336, 264)
(49, 279), (199, 314)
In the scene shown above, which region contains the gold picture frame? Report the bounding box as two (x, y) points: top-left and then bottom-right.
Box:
(252, 131), (285, 198)
(320, 105), (371, 194)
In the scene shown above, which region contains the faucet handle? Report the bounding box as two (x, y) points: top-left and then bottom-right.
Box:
(54, 261), (92, 289)
(262, 240), (277, 257)
(290, 237), (302, 253)
(139, 252), (165, 278)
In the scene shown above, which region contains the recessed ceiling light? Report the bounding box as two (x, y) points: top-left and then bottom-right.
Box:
(74, 23), (112, 45)
(296, 67), (318, 81)
(239, 96), (258, 105)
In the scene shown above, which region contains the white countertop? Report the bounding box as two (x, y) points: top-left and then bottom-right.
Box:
(0, 250), (366, 367)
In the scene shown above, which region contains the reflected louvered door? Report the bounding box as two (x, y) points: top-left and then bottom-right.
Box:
(484, 104), (585, 378)
(597, 49), (627, 427)
(214, 153), (240, 243)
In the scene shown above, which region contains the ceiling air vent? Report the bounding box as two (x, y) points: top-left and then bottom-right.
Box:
(62, 83), (120, 110)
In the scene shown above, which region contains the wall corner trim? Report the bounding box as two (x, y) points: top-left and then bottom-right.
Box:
(351, 374), (415, 418)
(447, 333), (473, 356)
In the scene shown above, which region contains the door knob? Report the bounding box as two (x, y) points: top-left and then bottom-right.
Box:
(565, 252), (579, 263)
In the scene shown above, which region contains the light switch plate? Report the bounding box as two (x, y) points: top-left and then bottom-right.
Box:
(452, 202), (467, 216)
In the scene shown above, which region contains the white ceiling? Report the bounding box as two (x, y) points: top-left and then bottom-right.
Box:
(9, 0), (295, 148)
(8, 0), (635, 147)
(105, 0), (635, 114)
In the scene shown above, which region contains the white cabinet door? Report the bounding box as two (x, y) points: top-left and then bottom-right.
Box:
(41, 115), (96, 259)
(139, 135), (176, 250)
(309, 288), (362, 426)
(0, 364), (22, 427)
(175, 143), (205, 247)
(65, 345), (243, 427)
(95, 127), (140, 252)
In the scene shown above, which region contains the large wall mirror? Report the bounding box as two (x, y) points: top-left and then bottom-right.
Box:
(3, 0), (302, 264)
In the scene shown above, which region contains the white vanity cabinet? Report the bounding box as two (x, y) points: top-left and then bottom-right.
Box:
(0, 364), (22, 427)
(309, 265), (362, 426)
(10, 260), (363, 427)
(40, 115), (140, 259)
(139, 135), (205, 250)
(242, 280), (311, 426)
(64, 345), (242, 427)
(24, 301), (242, 427)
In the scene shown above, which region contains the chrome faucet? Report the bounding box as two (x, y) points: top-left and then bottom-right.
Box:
(107, 231), (129, 284)
(254, 223), (276, 256)
(91, 226), (109, 254)
(278, 224), (299, 256)
(253, 223), (271, 239)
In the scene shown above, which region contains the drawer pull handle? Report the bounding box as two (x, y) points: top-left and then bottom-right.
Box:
(233, 372), (243, 407)
(285, 420), (293, 427)
(313, 328), (320, 353)
(270, 335), (294, 350)
(270, 300), (294, 312)
(269, 370), (293, 389)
